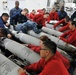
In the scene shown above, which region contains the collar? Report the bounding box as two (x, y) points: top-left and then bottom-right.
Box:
(45, 55), (56, 64)
(71, 29), (76, 32)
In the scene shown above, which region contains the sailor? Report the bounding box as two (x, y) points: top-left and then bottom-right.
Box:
(60, 21), (76, 47)
(10, 1), (22, 17)
(0, 13), (12, 38)
(18, 35), (69, 75)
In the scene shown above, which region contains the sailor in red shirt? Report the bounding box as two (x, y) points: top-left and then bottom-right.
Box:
(53, 16), (70, 30)
(37, 8), (46, 15)
(47, 7), (59, 23)
(60, 21), (76, 47)
(18, 36), (69, 75)
(27, 43), (70, 70)
(33, 12), (49, 27)
(29, 9), (36, 20)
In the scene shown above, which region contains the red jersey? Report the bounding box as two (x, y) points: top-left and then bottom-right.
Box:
(58, 23), (70, 32)
(23, 54), (69, 75)
(60, 29), (76, 46)
(29, 13), (35, 20)
(54, 19), (68, 28)
(48, 12), (59, 22)
(33, 14), (46, 26)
